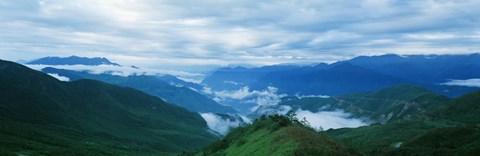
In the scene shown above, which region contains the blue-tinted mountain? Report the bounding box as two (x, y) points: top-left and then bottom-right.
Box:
(345, 53), (480, 83)
(345, 53), (480, 97)
(28, 55), (121, 66)
(0, 60), (217, 155)
(157, 74), (204, 91)
(42, 67), (237, 114)
(252, 62), (407, 95)
(203, 62), (406, 95)
(202, 54), (480, 97)
(202, 65), (300, 90)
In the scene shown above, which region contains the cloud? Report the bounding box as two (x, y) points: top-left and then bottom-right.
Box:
(1, 0), (480, 71)
(441, 78), (480, 87)
(200, 113), (250, 135)
(295, 109), (368, 130)
(254, 105), (293, 116)
(25, 64), (202, 78)
(212, 86), (252, 100)
(296, 94), (331, 99)
(206, 86), (287, 111)
(47, 73), (70, 81)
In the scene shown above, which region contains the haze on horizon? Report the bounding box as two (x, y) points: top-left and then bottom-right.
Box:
(1, 0), (480, 72)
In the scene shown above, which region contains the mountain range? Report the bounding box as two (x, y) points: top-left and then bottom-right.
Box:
(4, 54), (480, 155)
(41, 67), (237, 114)
(203, 53), (480, 97)
(27, 56), (121, 66)
(0, 60), (217, 155)
(191, 84), (480, 156)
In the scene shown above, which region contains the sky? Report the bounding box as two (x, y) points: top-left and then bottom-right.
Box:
(1, 0), (480, 72)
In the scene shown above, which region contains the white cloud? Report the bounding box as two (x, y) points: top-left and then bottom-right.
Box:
(202, 86), (287, 113)
(212, 86), (252, 100)
(200, 113), (250, 135)
(253, 105), (292, 116)
(441, 78), (480, 88)
(208, 86), (287, 108)
(25, 64), (201, 78)
(297, 94), (331, 99)
(2, 0), (480, 71)
(47, 73), (70, 81)
(295, 109), (368, 130)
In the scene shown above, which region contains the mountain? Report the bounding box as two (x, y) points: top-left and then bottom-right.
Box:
(191, 114), (360, 156)
(202, 53), (480, 97)
(203, 63), (406, 96)
(270, 85), (448, 124)
(252, 62), (406, 95)
(202, 65), (299, 91)
(42, 67), (237, 114)
(325, 89), (480, 155)
(345, 53), (480, 97)
(425, 90), (480, 124)
(28, 56), (121, 66)
(193, 88), (480, 155)
(0, 60), (217, 155)
(346, 53), (480, 84)
(156, 74), (204, 91)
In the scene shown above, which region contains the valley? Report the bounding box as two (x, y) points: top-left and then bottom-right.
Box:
(1, 53), (480, 155)
(2, 1), (480, 155)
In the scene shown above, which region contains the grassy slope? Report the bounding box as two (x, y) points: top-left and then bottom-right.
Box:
(0, 60), (217, 155)
(191, 115), (360, 156)
(326, 90), (480, 155)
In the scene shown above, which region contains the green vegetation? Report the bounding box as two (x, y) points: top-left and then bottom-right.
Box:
(280, 85), (450, 124)
(326, 89), (480, 156)
(2, 59), (480, 155)
(426, 90), (480, 124)
(0, 60), (217, 155)
(42, 67), (237, 114)
(188, 113), (360, 156)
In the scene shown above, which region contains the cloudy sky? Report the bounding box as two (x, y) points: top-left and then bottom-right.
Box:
(1, 0), (479, 71)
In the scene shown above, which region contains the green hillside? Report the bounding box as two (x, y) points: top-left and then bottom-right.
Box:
(190, 114), (360, 156)
(42, 67), (237, 114)
(0, 60), (218, 155)
(280, 85), (449, 124)
(426, 90), (480, 124)
(326, 89), (480, 155)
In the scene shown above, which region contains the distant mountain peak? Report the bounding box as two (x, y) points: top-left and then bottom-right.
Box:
(28, 55), (121, 66)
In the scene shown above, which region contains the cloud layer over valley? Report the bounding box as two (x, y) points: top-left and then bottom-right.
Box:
(295, 109), (368, 130)
(441, 79), (480, 88)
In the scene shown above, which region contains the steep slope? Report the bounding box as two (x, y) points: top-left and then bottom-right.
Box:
(0, 60), (217, 155)
(27, 56), (120, 66)
(42, 67), (237, 114)
(279, 85), (449, 124)
(192, 114), (360, 156)
(326, 89), (480, 155)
